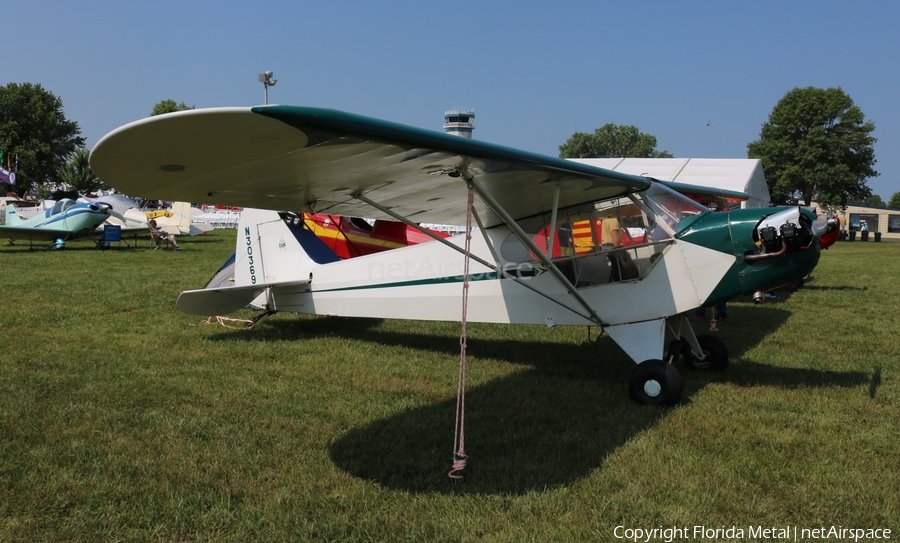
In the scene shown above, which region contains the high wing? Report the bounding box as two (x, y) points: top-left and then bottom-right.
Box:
(89, 106), (650, 227)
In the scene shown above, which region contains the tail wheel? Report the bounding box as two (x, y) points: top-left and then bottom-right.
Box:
(685, 334), (729, 370)
(629, 360), (683, 406)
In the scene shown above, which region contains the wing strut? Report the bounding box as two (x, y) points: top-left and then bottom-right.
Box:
(464, 175), (604, 326)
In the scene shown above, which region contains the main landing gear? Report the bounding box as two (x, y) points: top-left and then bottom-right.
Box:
(628, 331), (729, 406)
(629, 359), (683, 405)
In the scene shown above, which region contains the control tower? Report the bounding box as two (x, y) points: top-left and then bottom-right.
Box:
(443, 108), (475, 138)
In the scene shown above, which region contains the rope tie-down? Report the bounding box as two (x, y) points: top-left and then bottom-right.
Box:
(449, 182), (475, 480)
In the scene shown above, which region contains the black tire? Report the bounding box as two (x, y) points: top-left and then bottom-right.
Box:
(685, 334), (729, 370)
(629, 360), (683, 406)
(665, 338), (688, 362)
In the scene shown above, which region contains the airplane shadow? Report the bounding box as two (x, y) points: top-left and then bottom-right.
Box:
(208, 308), (871, 495)
(181, 236), (230, 246)
(0, 235), (228, 253)
(0, 245), (106, 253)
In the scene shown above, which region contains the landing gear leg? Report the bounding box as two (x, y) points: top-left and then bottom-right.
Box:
(666, 315), (730, 370)
(685, 335), (729, 370)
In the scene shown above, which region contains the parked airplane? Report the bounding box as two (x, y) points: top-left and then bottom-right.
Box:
(1, 198), (113, 249)
(90, 106), (826, 404)
(84, 194), (214, 237)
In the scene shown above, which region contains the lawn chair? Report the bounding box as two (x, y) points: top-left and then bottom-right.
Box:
(150, 225), (172, 250)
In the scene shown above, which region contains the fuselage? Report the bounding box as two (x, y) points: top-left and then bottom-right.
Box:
(227, 192), (821, 330)
(2, 198), (111, 241)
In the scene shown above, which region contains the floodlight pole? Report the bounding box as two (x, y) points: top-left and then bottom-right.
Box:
(258, 71), (277, 105)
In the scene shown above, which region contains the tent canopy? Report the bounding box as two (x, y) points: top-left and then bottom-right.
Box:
(568, 158), (770, 208)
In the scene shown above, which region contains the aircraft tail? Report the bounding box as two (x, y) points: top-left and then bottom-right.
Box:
(169, 201), (212, 236)
(176, 208), (339, 315)
(232, 208), (340, 288)
(5, 203), (21, 226)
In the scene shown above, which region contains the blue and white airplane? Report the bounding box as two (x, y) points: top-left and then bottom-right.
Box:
(1, 198), (113, 249)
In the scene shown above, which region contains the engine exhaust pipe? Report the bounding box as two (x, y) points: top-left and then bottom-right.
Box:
(744, 239), (788, 263)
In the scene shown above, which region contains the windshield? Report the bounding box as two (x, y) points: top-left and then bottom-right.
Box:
(50, 199), (77, 216)
(630, 182), (709, 240)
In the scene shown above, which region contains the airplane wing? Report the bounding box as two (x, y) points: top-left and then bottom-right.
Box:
(90, 106), (650, 227)
(0, 225), (90, 241)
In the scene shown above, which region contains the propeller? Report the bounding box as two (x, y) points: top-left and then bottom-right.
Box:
(96, 202), (129, 223)
(79, 196), (130, 224)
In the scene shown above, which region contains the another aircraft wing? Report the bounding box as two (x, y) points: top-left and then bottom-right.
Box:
(90, 106), (650, 227)
(0, 225), (88, 242)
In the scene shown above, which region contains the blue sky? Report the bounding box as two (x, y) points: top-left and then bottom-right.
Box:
(5, 0), (899, 201)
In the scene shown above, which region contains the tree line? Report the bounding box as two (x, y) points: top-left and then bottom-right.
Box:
(560, 87), (889, 209)
(0, 85), (192, 199)
(1, 82), (896, 209)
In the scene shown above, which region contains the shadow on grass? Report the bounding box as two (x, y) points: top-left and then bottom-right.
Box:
(331, 368), (653, 495)
(209, 308), (870, 495)
(0, 244), (104, 253)
(180, 236), (229, 246)
(0, 233), (228, 253)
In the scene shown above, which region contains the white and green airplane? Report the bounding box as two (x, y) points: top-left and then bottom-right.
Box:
(90, 106), (826, 405)
(1, 198), (113, 249)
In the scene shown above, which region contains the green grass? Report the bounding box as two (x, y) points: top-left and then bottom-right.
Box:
(1, 233), (898, 541)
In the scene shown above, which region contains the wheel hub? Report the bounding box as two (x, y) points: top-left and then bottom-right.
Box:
(643, 379), (662, 397)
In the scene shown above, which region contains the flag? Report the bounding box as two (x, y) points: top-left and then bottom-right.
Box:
(0, 166), (14, 186)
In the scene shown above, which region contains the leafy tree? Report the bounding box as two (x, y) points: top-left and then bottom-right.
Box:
(59, 147), (105, 195)
(559, 124), (673, 159)
(889, 192), (900, 209)
(846, 193), (884, 207)
(747, 86), (878, 208)
(0, 82), (85, 195)
(151, 99), (195, 116)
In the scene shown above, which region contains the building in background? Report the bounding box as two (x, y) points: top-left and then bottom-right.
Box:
(443, 108), (475, 139)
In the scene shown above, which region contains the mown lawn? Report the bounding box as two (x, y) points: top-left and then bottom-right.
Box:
(1, 232), (897, 541)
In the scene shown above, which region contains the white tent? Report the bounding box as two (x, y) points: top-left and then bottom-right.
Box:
(568, 158), (771, 208)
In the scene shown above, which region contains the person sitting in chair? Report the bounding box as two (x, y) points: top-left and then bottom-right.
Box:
(149, 219), (181, 250)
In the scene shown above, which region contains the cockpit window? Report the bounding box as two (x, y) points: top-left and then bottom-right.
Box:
(50, 199), (76, 215)
(496, 182), (712, 287)
(630, 182), (709, 240)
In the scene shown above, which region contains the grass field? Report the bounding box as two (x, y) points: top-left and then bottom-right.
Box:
(1, 232), (897, 541)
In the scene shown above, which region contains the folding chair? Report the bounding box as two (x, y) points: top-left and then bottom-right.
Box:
(150, 225), (172, 250)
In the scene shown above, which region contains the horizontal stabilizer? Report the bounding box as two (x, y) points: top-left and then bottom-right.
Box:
(176, 279), (309, 315)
